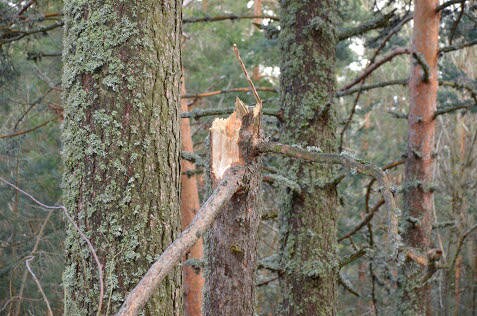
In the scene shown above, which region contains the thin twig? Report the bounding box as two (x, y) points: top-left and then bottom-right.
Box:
(233, 44), (262, 112)
(412, 52), (430, 82)
(448, 0), (466, 44)
(439, 38), (477, 54)
(0, 177), (104, 316)
(25, 256), (53, 316)
(183, 14), (279, 23)
(180, 107), (281, 120)
(449, 223), (477, 271)
(14, 209), (53, 316)
(257, 141), (400, 258)
(338, 199), (385, 242)
(182, 87), (277, 99)
(1, 117), (57, 139)
(340, 47), (410, 91)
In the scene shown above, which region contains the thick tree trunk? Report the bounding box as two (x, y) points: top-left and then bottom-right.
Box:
(61, 1), (182, 315)
(279, 1), (338, 315)
(204, 99), (262, 315)
(180, 74), (204, 316)
(401, 0), (440, 314)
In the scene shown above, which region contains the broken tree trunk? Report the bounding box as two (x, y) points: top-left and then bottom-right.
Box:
(116, 167), (245, 316)
(204, 97), (262, 315)
(180, 73), (204, 316)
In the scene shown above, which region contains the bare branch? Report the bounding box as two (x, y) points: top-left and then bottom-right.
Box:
(337, 10), (396, 41)
(233, 44), (262, 112)
(338, 199), (385, 242)
(257, 141), (400, 258)
(117, 168), (245, 316)
(439, 38), (477, 54)
(412, 52), (430, 83)
(182, 87), (277, 99)
(0, 177), (104, 316)
(340, 47), (410, 91)
(25, 256), (53, 316)
(339, 248), (369, 268)
(180, 107), (282, 120)
(0, 117), (57, 139)
(183, 14), (279, 23)
(449, 223), (477, 271)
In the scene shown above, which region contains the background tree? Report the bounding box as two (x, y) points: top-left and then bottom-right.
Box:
(400, 0), (440, 313)
(278, 0), (339, 314)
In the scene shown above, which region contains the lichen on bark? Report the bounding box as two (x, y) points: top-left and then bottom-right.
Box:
(278, 0), (339, 315)
(61, 1), (182, 314)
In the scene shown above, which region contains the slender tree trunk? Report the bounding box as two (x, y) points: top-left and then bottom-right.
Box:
(61, 1), (182, 314)
(204, 99), (262, 315)
(401, 0), (440, 314)
(279, 1), (338, 315)
(180, 73), (204, 316)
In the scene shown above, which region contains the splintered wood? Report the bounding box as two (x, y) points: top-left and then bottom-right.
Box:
(210, 97), (249, 181)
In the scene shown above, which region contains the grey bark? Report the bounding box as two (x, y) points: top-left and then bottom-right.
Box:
(61, 1), (182, 314)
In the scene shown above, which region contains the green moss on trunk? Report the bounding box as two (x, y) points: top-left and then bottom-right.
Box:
(279, 0), (338, 315)
(62, 1), (182, 314)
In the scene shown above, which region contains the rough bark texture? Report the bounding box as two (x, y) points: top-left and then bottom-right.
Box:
(180, 74), (204, 316)
(279, 1), (338, 315)
(401, 0), (440, 314)
(204, 100), (262, 315)
(61, 1), (182, 314)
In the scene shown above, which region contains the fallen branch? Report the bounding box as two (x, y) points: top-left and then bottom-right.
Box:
(117, 168), (245, 316)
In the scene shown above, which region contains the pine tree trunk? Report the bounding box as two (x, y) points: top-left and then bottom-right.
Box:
(61, 1), (182, 314)
(279, 1), (338, 315)
(180, 73), (204, 316)
(401, 0), (440, 314)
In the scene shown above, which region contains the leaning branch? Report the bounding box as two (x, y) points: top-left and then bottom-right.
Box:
(117, 168), (244, 316)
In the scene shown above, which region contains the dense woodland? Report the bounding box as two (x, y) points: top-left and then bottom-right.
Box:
(0, 0), (476, 315)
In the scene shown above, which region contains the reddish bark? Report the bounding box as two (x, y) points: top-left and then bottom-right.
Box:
(180, 75), (204, 316)
(402, 0), (440, 313)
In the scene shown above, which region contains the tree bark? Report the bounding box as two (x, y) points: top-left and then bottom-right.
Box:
(180, 73), (204, 316)
(278, 1), (338, 315)
(401, 0), (440, 314)
(203, 98), (262, 315)
(61, 1), (182, 314)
